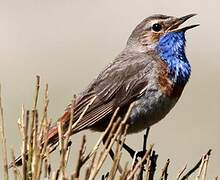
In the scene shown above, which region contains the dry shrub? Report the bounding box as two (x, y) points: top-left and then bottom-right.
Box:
(0, 76), (215, 180)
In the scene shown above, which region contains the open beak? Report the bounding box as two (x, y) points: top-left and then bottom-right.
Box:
(167, 14), (199, 32)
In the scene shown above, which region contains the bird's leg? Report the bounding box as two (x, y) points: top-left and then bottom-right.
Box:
(117, 128), (150, 161)
(122, 142), (145, 158)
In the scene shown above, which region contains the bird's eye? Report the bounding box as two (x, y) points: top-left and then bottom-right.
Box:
(152, 23), (162, 32)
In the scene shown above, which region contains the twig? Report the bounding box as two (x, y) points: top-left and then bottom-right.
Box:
(33, 75), (40, 110)
(74, 135), (86, 178)
(120, 162), (129, 180)
(176, 164), (187, 180)
(63, 96), (76, 167)
(181, 149), (212, 180)
(10, 149), (18, 180)
(109, 124), (129, 179)
(160, 159), (170, 180)
(127, 144), (153, 180)
(32, 76), (44, 179)
(138, 128), (150, 180)
(201, 153), (210, 180)
(82, 107), (120, 164)
(84, 151), (97, 180)
(22, 110), (29, 180)
(32, 110), (41, 180)
(88, 118), (121, 180)
(89, 103), (134, 180)
(0, 85), (9, 180)
(57, 120), (66, 179)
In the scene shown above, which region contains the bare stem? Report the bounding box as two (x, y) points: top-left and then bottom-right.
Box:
(0, 85), (9, 180)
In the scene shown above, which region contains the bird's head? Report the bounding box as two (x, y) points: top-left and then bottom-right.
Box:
(127, 14), (198, 52)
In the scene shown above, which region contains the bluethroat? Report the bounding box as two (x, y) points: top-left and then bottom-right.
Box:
(13, 14), (198, 166)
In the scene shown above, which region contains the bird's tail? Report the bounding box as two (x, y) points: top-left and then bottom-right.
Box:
(9, 110), (71, 168)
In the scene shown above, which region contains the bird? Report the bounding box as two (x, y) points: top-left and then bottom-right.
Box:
(12, 14), (198, 166)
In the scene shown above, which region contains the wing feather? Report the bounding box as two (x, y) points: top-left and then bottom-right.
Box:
(67, 52), (154, 132)
(72, 101), (113, 132)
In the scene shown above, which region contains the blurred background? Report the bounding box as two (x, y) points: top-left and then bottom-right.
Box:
(0, 0), (219, 179)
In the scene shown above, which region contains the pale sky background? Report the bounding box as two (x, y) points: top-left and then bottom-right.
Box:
(0, 0), (219, 179)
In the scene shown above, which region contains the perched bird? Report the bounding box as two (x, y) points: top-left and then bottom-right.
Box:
(13, 14), (198, 166)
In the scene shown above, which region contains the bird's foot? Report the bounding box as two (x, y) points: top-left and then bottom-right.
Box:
(122, 142), (146, 159)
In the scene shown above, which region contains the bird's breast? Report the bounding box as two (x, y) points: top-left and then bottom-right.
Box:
(127, 60), (186, 133)
(127, 87), (178, 134)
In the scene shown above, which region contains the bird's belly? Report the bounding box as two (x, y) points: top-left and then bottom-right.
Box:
(127, 90), (178, 133)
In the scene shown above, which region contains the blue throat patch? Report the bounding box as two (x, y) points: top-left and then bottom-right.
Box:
(156, 31), (191, 85)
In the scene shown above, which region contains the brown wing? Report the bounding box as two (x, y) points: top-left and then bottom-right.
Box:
(66, 52), (154, 133)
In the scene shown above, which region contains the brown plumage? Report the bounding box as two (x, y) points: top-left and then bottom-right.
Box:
(11, 14), (198, 167)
